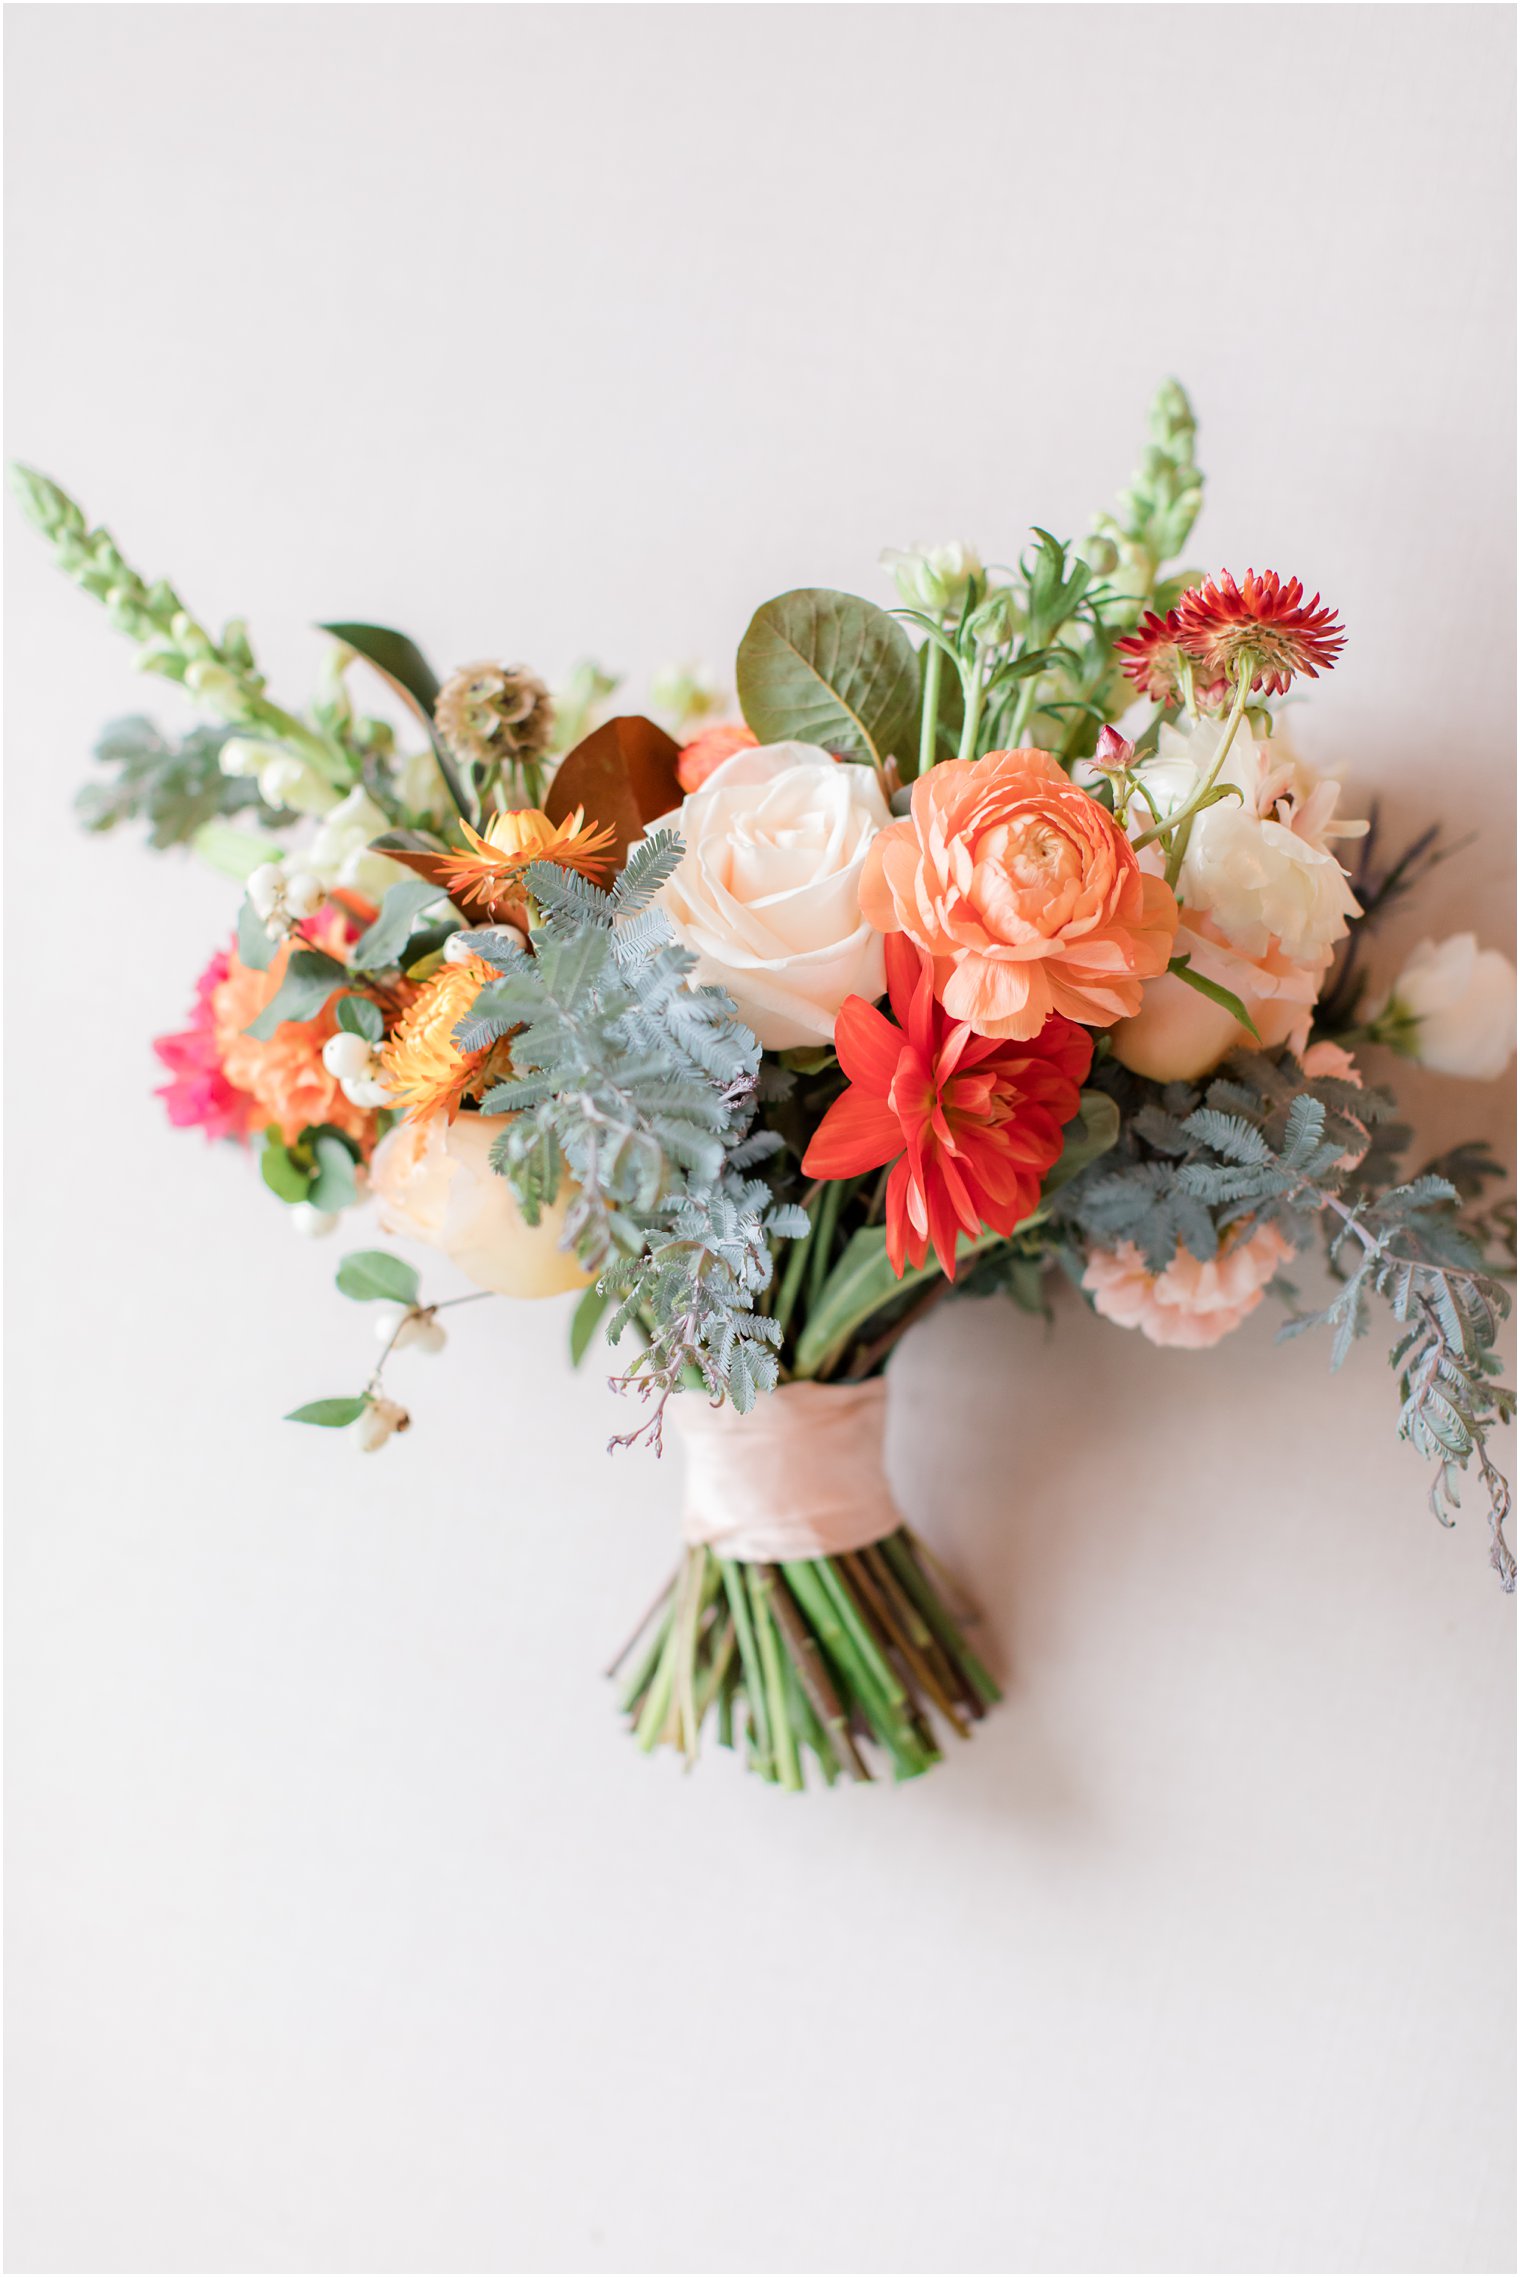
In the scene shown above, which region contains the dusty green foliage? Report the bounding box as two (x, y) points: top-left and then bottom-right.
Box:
(76, 714), (284, 850)
(464, 836), (807, 1444)
(1060, 1049), (1515, 1587)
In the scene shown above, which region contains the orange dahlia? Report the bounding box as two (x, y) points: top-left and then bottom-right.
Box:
(1174, 569), (1345, 698)
(379, 953), (511, 1123)
(436, 806), (617, 920)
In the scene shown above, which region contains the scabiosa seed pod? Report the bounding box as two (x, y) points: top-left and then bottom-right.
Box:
(434, 661), (555, 776)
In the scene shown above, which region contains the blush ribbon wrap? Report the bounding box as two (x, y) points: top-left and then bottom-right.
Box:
(672, 1378), (900, 1563)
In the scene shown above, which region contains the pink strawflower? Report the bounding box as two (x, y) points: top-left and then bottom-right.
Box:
(152, 948), (261, 1142)
(1082, 1224), (1293, 1350)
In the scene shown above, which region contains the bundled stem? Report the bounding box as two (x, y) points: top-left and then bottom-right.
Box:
(614, 1531), (1000, 1786)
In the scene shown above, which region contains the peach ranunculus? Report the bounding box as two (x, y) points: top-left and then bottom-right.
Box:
(859, 748), (1177, 1041)
(210, 908), (378, 1149)
(370, 1111), (592, 1299)
(1082, 1223), (1293, 1350)
(1110, 907), (1328, 1083)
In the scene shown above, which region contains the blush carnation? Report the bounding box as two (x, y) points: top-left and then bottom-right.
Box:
(860, 747), (1177, 1041)
(1083, 1224), (1293, 1350)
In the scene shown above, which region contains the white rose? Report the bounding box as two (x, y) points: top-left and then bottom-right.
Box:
(656, 742), (889, 1049)
(1134, 717), (1361, 962)
(1377, 934), (1517, 1080)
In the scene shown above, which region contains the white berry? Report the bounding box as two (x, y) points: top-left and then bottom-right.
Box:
(291, 1203), (338, 1239)
(322, 1031), (372, 1081)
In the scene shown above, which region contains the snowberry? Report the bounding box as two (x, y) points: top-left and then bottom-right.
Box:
(291, 1203), (338, 1238)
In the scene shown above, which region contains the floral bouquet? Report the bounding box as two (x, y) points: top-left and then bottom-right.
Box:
(15, 380), (1515, 1791)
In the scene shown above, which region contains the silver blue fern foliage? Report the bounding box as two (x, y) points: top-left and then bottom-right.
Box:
(456, 835), (807, 1442)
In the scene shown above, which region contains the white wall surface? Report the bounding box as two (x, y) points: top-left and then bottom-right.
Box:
(5, 7), (1515, 2272)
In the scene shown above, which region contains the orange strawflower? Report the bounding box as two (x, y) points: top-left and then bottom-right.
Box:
(436, 806), (616, 918)
(380, 953), (511, 1123)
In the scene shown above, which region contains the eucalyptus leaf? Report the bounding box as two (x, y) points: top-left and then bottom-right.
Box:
(260, 1132), (311, 1204)
(335, 1249), (420, 1306)
(286, 1396), (369, 1428)
(736, 588), (919, 766)
(243, 949), (348, 1040)
(237, 894), (277, 972)
(334, 993), (384, 1043)
(353, 877), (450, 971)
(308, 1133), (360, 1213)
(569, 1282), (611, 1367)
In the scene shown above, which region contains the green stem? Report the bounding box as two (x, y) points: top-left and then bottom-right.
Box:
(748, 1566), (801, 1790)
(1131, 658), (1253, 875)
(917, 636), (944, 777)
(719, 1557), (771, 1775)
(956, 651), (987, 762)
(805, 1178), (848, 1316)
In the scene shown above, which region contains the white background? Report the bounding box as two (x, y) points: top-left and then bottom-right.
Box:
(6, 6), (1516, 2272)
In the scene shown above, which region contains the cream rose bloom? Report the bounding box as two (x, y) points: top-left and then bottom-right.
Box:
(370, 1112), (592, 1298)
(1378, 934), (1517, 1080)
(655, 742), (889, 1048)
(1135, 718), (1363, 963)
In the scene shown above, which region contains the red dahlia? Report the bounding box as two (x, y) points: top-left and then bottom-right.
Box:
(1174, 569), (1345, 698)
(801, 936), (1092, 1281)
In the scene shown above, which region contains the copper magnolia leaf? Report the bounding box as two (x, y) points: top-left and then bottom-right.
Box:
(543, 714), (682, 866)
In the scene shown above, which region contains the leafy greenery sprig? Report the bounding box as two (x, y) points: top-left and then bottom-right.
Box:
(1059, 1050), (1515, 1586)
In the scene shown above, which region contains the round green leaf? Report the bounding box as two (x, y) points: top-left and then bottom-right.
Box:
(736, 589), (919, 767)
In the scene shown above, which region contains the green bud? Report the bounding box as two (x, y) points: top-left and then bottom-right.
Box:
(7, 463), (83, 538)
(184, 658), (251, 720)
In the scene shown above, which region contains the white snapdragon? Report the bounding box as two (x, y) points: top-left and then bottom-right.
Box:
(220, 737), (339, 818)
(320, 1029), (394, 1110)
(306, 786), (409, 901)
(1374, 935), (1517, 1080)
(879, 540), (982, 615)
(1133, 717), (1364, 963)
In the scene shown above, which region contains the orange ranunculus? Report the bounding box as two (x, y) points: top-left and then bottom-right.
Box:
(676, 722), (758, 796)
(211, 907), (378, 1149)
(859, 748), (1178, 1042)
